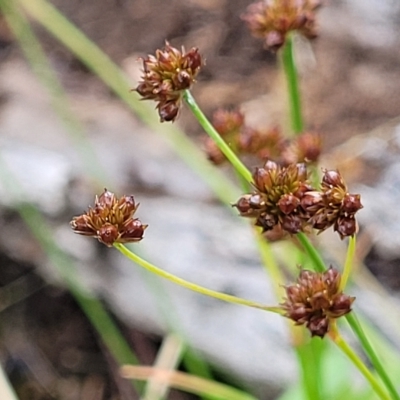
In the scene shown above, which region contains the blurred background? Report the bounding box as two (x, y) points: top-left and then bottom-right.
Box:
(1, 0), (400, 399)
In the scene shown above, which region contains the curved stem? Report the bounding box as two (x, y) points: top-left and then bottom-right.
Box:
(183, 90), (253, 184)
(329, 324), (390, 400)
(346, 313), (400, 400)
(296, 232), (326, 272)
(340, 235), (356, 290)
(281, 34), (303, 134)
(114, 243), (282, 314)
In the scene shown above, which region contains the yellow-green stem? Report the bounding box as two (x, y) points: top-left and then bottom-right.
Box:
(329, 325), (390, 400)
(340, 235), (356, 290)
(345, 313), (400, 400)
(183, 90), (253, 184)
(296, 232), (326, 272)
(114, 243), (282, 314)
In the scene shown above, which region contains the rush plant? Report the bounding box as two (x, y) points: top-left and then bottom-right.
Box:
(1, 0), (400, 399)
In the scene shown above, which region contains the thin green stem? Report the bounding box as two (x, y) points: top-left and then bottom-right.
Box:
(346, 313), (400, 400)
(17, 0), (241, 207)
(296, 339), (325, 400)
(183, 90), (253, 184)
(114, 243), (282, 314)
(340, 235), (356, 291)
(0, 0), (108, 186)
(281, 35), (303, 134)
(330, 326), (390, 400)
(296, 233), (326, 272)
(255, 232), (285, 299)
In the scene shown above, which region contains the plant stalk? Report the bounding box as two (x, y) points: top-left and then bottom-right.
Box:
(340, 235), (356, 290)
(329, 324), (390, 400)
(345, 313), (400, 400)
(183, 90), (253, 184)
(281, 35), (303, 134)
(114, 243), (282, 314)
(296, 232), (326, 273)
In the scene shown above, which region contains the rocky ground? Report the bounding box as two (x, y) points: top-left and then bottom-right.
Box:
(1, 1), (400, 399)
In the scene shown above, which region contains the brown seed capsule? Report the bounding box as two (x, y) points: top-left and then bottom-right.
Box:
(342, 194), (363, 214)
(281, 214), (303, 234)
(281, 267), (355, 338)
(158, 101), (180, 122)
(335, 216), (357, 239)
(98, 223), (119, 247)
(235, 161), (312, 235)
(278, 193), (300, 215)
(70, 189), (148, 247)
(322, 169), (346, 189)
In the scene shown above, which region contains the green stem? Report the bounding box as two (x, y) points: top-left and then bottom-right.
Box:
(114, 243), (282, 314)
(346, 313), (400, 400)
(17, 0), (241, 207)
(255, 232), (285, 299)
(0, 0), (108, 186)
(340, 235), (356, 290)
(281, 35), (303, 134)
(296, 232), (326, 272)
(183, 90), (253, 184)
(330, 326), (390, 400)
(296, 339), (325, 400)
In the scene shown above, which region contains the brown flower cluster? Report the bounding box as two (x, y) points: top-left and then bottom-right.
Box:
(135, 42), (203, 122)
(281, 267), (355, 337)
(303, 170), (363, 239)
(234, 162), (362, 238)
(204, 108), (321, 166)
(242, 0), (321, 51)
(70, 190), (147, 247)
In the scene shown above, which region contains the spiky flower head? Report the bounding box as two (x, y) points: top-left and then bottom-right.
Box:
(281, 267), (355, 338)
(204, 109), (245, 164)
(242, 0), (321, 51)
(281, 131), (322, 165)
(70, 189), (147, 247)
(204, 109), (286, 165)
(234, 160), (312, 234)
(135, 42), (203, 122)
(234, 163), (362, 239)
(301, 169), (363, 238)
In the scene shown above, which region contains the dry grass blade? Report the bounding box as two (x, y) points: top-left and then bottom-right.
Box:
(121, 366), (257, 400)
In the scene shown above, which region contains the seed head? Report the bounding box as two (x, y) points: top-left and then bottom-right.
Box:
(281, 267), (355, 337)
(234, 162), (362, 239)
(135, 42), (203, 122)
(70, 189), (147, 247)
(204, 110), (286, 165)
(242, 0), (321, 51)
(234, 161), (312, 234)
(204, 109), (245, 164)
(282, 132), (322, 165)
(304, 169), (363, 239)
